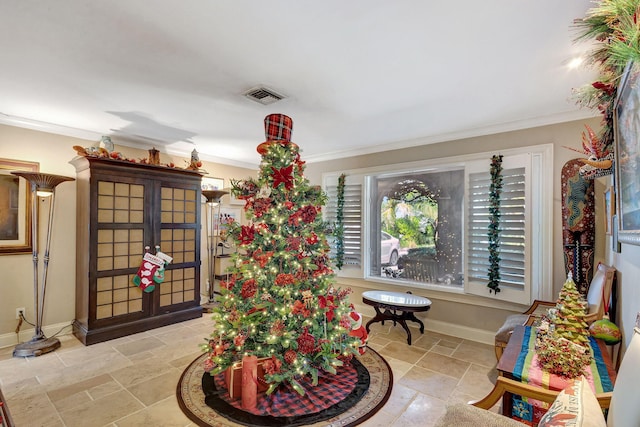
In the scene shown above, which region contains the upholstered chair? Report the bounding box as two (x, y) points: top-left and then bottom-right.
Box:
(494, 263), (616, 360)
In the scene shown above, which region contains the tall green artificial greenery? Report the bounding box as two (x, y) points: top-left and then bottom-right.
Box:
(488, 155), (503, 294)
(334, 174), (346, 270)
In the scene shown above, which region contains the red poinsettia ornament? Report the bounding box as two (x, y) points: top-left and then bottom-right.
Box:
(239, 225), (255, 246)
(241, 279), (257, 299)
(271, 165), (294, 190)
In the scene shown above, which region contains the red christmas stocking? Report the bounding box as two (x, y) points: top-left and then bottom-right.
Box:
(133, 252), (164, 292)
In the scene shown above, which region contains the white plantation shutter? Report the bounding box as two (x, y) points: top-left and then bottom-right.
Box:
(324, 174), (363, 276)
(465, 153), (538, 305)
(467, 166), (526, 286)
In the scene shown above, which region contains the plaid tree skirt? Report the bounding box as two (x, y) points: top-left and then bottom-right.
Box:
(203, 358), (370, 426)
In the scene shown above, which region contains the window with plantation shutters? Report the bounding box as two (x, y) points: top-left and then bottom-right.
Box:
(324, 175), (363, 276)
(321, 144), (552, 306)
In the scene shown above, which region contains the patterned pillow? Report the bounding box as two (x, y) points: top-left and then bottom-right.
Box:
(538, 376), (605, 427)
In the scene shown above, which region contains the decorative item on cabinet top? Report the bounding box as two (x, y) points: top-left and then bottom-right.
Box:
(72, 141), (207, 173)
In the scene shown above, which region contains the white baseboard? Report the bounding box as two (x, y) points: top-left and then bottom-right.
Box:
(351, 302), (494, 346)
(0, 321), (74, 350)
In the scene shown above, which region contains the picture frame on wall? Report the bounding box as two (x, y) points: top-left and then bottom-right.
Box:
(614, 60), (640, 246)
(202, 177), (224, 191)
(604, 187), (614, 235)
(0, 158), (39, 255)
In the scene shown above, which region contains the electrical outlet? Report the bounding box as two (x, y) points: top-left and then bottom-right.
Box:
(16, 307), (25, 320)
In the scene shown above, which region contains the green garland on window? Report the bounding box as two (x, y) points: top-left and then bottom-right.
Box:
(488, 155), (503, 294)
(335, 173), (346, 270)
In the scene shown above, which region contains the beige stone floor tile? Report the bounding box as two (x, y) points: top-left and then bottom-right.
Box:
(367, 342), (387, 352)
(22, 352), (66, 374)
(0, 357), (31, 387)
(149, 337), (203, 361)
(37, 351), (133, 390)
(397, 366), (459, 400)
(423, 331), (464, 343)
(385, 357), (414, 382)
(378, 342), (429, 364)
(154, 326), (198, 344)
(114, 336), (166, 357)
(47, 373), (113, 403)
(429, 344), (455, 356)
(57, 343), (123, 367)
(411, 334), (438, 350)
(89, 379), (126, 401)
(415, 351), (471, 379)
(146, 322), (187, 337)
(169, 351), (202, 370)
(109, 356), (174, 388)
(433, 338), (460, 349)
(454, 363), (498, 401)
(379, 383), (419, 417)
(126, 350), (157, 362)
(47, 374), (122, 412)
(391, 392), (447, 427)
(452, 340), (497, 368)
(1, 375), (39, 397)
(126, 368), (182, 406)
(359, 408), (400, 426)
(6, 390), (63, 427)
(114, 395), (192, 427)
(54, 334), (86, 353)
(58, 389), (144, 427)
(368, 335), (392, 346)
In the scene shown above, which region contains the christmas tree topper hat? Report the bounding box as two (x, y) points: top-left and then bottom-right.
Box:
(257, 113), (298, 154)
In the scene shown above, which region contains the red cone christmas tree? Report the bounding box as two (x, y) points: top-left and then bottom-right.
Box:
(202, 114), (360, 395)
(536, 273), (592, 378)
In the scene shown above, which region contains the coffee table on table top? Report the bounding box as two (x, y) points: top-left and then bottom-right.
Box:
(497, 325), (616, 424)
(362, 290), (432, 345)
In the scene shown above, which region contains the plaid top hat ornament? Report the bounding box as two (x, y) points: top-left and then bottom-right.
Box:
(257, 114), (298, 155)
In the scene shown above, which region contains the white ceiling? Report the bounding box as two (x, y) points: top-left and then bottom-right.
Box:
(0, 1), (598, 168)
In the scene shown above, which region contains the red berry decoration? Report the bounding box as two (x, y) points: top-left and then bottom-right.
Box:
(284, 349), (297, 364)
(297, 327), (316, 355)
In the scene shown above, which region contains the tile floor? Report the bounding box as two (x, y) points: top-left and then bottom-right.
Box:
(0, 315), (499, 427)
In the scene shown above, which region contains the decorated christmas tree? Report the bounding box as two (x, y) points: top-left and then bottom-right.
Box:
(202, 114), (360, 395)
(536, 273), (592, 378)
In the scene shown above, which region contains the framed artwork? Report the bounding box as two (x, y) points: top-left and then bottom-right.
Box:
(0, 158), (39, 254)
(202, 177), (224, 191)
(614, 61), (640, 245)
(604, 187), (614, 235)
(228, 193), (246, 205)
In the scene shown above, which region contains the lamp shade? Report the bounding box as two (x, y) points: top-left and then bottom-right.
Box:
(10, 172), (74, 192)
(202, 189), (229, 204)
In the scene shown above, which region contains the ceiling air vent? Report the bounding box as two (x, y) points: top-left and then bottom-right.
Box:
(243, 86), (286, 105)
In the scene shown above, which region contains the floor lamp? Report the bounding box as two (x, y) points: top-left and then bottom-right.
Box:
(11, 172), (75, 357)
(202, 189), (228, 312)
